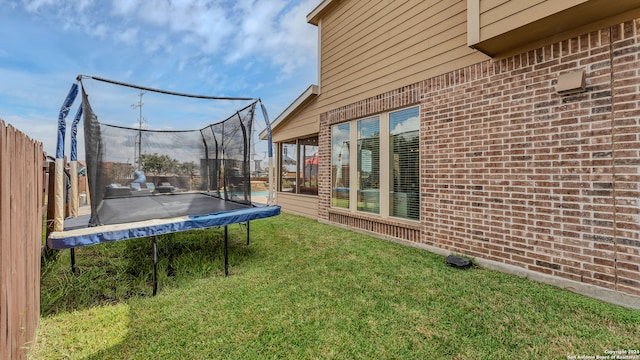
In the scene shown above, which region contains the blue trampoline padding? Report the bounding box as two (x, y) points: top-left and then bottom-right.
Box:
(48, 205), (280, 249)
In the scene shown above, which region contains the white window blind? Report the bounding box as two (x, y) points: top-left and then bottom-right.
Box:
(389, 107), (420, 220)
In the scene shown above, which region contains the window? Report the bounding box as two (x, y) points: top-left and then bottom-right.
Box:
(280, 141), (296, 193)
(331, 123), (350, 208)
(357, 117), (380, 214)
(279, 136), (318, 195)
(389, 107), (420, 220)
(331, 106), (420, 221)
(298, 137), (318, 195)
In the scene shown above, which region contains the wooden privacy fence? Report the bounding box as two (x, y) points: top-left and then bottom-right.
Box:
(1, 120), (44, 360)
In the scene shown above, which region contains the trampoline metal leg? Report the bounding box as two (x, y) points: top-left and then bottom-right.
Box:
(152, 236), (158, 296)
(224, 225), (229, 276)
(70, 248), (77, 273)
(246, 221), (250, 245)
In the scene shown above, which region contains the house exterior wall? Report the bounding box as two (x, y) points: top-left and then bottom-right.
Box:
(421, 22), (640, 298)
(274, 0), (491, 219)
(316, 0), (487, 112)
(469, 0), (640, 56)
(269, 94), (322, 218)
(478, 0), (585, 40)
(277, 192), (319, 218)
(317, 19), (640, 301)
(271, 107), (319, 144)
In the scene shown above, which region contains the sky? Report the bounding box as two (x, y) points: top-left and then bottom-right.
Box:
(0, 0), (319, 159)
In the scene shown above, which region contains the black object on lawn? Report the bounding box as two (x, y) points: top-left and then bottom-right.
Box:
(446, 255), (472, 269)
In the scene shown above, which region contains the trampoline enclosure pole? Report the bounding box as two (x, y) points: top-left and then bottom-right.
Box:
(260, 101), (275, 206)
(70, 248), (76, 273)
(152, 236), (158, 296)
(246, 221), (250, 245)
(54, 82), (79, 231)
(69, 105), (83, 218)
(224, 225), (229, 276)
(69, 161), (79, 217)
(54, 159), (66, 230)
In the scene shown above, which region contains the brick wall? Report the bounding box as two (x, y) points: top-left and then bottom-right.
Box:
(318, 19), (640, 300)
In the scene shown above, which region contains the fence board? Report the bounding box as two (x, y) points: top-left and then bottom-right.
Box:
(28, 137), (42, 350)
(15, 127), (25, 358)
(0, 120), (43, 360)
(1, 120), (9, 360)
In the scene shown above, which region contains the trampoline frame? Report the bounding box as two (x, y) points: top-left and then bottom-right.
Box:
(49, 198), (279, 295)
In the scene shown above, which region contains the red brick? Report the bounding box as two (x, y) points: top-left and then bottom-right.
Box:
(317, 18), (640, 300)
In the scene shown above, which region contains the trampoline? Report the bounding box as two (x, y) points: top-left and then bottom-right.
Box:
(47, 75), (280, 295)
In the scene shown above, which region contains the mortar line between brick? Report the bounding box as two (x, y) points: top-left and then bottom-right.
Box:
(608, 26), (619, 290)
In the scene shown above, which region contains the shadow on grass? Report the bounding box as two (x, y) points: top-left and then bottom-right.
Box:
(40, 224), (255, 317)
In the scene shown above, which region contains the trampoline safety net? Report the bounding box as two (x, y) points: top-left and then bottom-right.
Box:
(81, 81), (257, 227)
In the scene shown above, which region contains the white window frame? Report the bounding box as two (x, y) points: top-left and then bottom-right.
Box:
(331, 106), (420, 222)
(278, 136), (319, 196)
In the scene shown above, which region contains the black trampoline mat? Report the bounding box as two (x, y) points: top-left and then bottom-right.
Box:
(96, 192), (250, 225)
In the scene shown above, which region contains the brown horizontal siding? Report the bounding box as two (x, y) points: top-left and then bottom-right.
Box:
(319, 48), (485, 115)
(322, 0), (427, 74)
(320, 0), (392, 59)
(480, 0), (583, 40)
(317, 0), (484, 112)
(271, 113), (319, 143)
(325, 13), (468, 92)
(322, 0), (464, 79)
(276, 193), (319, 219)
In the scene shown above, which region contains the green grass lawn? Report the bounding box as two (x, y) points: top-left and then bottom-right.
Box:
(31, 213), (640, 359)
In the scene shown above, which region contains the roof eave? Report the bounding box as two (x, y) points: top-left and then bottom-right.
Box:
(259, 84), (319, 140)
(307, 0), (336, 25)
